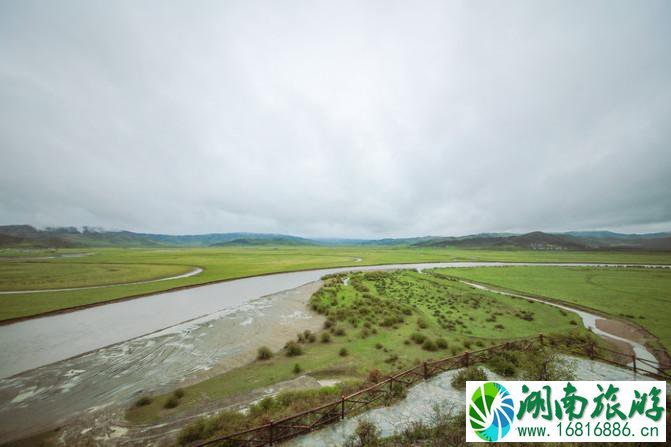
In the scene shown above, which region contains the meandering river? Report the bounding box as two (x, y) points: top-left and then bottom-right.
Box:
(0, 261), (667, 444)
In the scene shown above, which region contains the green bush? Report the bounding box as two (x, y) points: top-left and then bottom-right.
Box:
(293, 363), (302, 374)
(285, 341), (303, 357)
(257, 346), (273, 360)
(164, 396), (180, 409)
(173, 388), (185, 399)
(345, 420), (380, 447)
(422, 339), (437, 351)
(339, 347), (348, 357)
(436, 338), (448, 349)
(134, 396), (152, 407)
(451, 366), (488, 390)
(410, 332), (426, 344)
(321, 332), (331, 343)
(487, 351), (520, 377)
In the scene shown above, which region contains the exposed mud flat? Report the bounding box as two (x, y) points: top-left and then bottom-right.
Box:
(0, 282), (324, 445)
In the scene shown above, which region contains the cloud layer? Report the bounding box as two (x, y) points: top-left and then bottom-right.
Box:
(1, 1), (670, 237)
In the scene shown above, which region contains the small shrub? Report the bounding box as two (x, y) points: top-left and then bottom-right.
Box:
(436, 338), (448, 349)
(422, 339), (437, 351)
(487, 352), (520, 377)
(307, 333), (317, 343)
(384, 354), (399, 364)
(334, 327), (346, 336)
(257, 346), (273, 360)
(410, 332), (426, 344)
(367, 368), (382, 383)
(293, 363), (302, 374)
(339, 347), (348, 357)
(417, 318), (428, 329)
(346, 420), (380, 447)
(285, 341), (303, 357)
(173, 388), (185, 399)
(321, 332), (331, 343)
(375, 342), (383, 350)
(451, 366), (488, 390)
(164, 396), (180, 409)
(494, 324), (505, 330)
(134, 396), (152, 407)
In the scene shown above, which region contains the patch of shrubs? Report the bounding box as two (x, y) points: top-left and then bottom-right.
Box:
(257, 346), (273, 360)
(321, 332), (331, 343)
(285, 341), (303, 357)
(164, 396), (180, 409)
(134, 396), (152, 407)
(487, 351), (520, 377)
(164, 388), (186, 409)
(410, 332), (426, 344)
(333, 326), (346, 336)
(422, 339), (437, 351)
(451, 366), (488, 390)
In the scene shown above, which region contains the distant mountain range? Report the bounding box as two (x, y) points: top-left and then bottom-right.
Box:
(1, 225), (670, 251)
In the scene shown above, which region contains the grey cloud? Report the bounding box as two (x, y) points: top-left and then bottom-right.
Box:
(1, 0), (670, 237)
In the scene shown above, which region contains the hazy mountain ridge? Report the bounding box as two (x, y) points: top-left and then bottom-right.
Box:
(0, 225), (669, 250)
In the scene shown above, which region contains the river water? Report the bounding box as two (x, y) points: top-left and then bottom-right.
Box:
(0, 261), (667, 444)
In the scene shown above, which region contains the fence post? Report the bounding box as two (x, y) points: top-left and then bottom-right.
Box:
(269, 420), (274, 446)
(341, 395), (345, 420)
(422, 362), (428, 380)
(539, 334), (544, 346)
(632, 354), (637, 374)
(464, 351), (470, 367)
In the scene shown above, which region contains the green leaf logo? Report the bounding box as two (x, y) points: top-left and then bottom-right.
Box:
(469, 382), (515, 442)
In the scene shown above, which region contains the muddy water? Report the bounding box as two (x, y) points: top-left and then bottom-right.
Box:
(0, 283), (324, 444)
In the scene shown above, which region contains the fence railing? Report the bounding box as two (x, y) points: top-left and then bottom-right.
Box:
(194, 334), (669, 447)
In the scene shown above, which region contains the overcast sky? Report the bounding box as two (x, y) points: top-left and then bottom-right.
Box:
(1, 1), (670, 238)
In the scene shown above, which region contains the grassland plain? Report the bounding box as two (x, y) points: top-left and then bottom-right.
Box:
(1, 246), (670, 321)
(434, 266), (671, 354)
(126, 270), (587, 425)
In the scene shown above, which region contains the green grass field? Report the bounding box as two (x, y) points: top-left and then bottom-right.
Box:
(433, 266), (671, 354)
(126, 269), (586, 424)
(1, 246), (670, 321)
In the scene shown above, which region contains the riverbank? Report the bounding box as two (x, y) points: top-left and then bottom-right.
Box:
(2, 246), (670, 322)
(0, 282), (324, 445)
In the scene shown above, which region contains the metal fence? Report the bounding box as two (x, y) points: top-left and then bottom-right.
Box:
(194, 334), (669, 447)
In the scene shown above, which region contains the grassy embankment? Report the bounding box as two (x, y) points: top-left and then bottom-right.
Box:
(126, 269), (588, 427)
(1, 246), (670, 321)
(434, 266), (671, 355)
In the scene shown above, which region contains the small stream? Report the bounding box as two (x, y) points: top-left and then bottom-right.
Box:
(461, 281), (659, 374)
